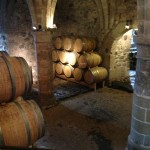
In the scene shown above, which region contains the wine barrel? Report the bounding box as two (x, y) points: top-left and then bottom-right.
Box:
(63, 64), (74, 78)
(58, 51), (69, 64)
(91, 52), (102, 67)
(78, 52), (102, 68)
(54, 36), (63, 49)
(55, 62), (64, 75)
(0, 55), (32, 103)
(0, 97), (45, 147)
(84, 67), (108, 84)
(16, 57), (33, 95)
(52, 50), (60, 62)
(63, 36), (75, 51)
(73, 68), (85, 81)
(73, 37), (96, 53)
(68, 52), (80, 66)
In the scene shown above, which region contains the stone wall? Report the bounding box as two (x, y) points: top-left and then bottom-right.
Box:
(0, 34), (7, 52)
(0, 0), (137, 83)
(0, 0), (37, 83)
(109, 30), (132, 81)
(54, 0), (137, 81)
(54, 0), (99, 38)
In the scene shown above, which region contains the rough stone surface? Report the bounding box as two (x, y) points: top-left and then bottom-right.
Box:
(109, 30), (131, 81)
(0, 0), (37, 83)
(33, 78), (133, 150)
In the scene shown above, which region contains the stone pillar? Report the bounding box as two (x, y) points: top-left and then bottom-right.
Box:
(127, 35), (150, 150)
(33, 31), (56, 107)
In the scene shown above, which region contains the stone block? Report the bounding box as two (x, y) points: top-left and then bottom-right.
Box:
(132, 103), (146, 122)
(37, 60), (50, 68)
(34, 31), (52, 43)
(144, 135), (150, 146)
(36, 43), (51, 51)
(134, 94), (150, 109)
(131, 117), (150, 135)
(130, 128), (145, 145)
(146, 110), (150, 123)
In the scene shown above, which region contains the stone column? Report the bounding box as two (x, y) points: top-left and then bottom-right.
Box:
(127, 35), (150, 150)
(33, 31), (56, 107)
(127, 0), (150, 149)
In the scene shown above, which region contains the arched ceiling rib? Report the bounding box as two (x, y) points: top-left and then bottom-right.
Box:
(27, 0), (57, 29)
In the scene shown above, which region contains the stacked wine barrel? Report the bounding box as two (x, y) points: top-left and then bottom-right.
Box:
(0, 51), (45, 148)
(53, 36), (108, 85)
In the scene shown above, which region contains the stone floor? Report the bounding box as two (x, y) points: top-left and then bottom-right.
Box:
(34, 78), (133, 150)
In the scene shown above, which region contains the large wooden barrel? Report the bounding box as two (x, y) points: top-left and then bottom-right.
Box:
(52, 50), (60, 62)
(54, 36), (63, 49)
(68, 52), (80, 66)
(78, 52), (102, 68)
(84, 67), (108, 84)
(58, 51), (69, 64)
(73, 37), (96, 53)
(0, 97), (45, 147)
(91, 52), (102, 67)
(0, 55), (32, 103)
(55, 62), (64, 75)
(73, 68), (85, 81)
(63, 64), (74, 78)
(63, 36), (75, 51)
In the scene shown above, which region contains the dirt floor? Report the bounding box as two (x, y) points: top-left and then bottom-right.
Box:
(34, 78), (133, 150)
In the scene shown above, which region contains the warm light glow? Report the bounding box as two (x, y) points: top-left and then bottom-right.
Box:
(47, 24), (57, 29)
(125, 25), (130, 29)
(32, 26), (37, 30)
(46, 0), (57, 29)
(68, 53), (75, 65)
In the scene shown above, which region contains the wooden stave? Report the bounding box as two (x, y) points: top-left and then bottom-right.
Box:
(0, 98), (45, 147)
(84, 67), (108, 84)
(0, 55), (32, 103)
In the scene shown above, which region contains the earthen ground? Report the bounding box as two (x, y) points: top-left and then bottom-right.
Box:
(34, 78), (133, 150)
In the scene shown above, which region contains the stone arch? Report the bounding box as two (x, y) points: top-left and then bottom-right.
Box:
(27, 0), (57, 29)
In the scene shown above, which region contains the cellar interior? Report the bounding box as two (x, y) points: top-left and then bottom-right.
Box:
(0, 0), (150, 150)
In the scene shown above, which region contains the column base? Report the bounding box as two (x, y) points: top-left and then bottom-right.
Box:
(127, 135), (150, 150)
(38, 92), (57, 108)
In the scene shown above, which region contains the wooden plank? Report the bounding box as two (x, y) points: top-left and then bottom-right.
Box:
(55, 74), (97, 90)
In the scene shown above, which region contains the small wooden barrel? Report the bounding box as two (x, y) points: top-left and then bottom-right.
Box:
(55, 62), (64, 75)
(68, 52), (80, 66)
(63, 36), (75, 51)
(58, 51), (69, 64)
(84, 67), (108, 84)
(54, 36), (63, 49)
(52, 50), (60, 62)
(0, 55), (32, 103)
(90, 52), (102, 67)
(63, 64), (74, 78)
(73, 37), (96, 53)
(0, 97), (45, 147)
(87, 38), (96, 51)
(73, 68), (85, 81)
(78, 53), (93, 68)
(78, 52), (102, 68)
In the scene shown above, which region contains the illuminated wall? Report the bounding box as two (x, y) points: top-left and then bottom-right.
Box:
(2, 0), (37, 83)
(109, 30), (132, 81)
